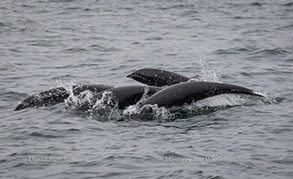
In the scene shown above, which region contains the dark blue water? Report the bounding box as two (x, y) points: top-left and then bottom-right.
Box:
(1, 0), (293, 178)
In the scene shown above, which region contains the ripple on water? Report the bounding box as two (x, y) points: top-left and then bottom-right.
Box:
(252, 48), (291, 56)
(30, 131), (61, 138)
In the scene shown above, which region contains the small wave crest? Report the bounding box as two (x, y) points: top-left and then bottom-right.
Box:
(123, 104), (173, 122)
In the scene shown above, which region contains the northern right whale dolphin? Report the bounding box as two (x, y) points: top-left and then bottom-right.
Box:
(14, 84), (112, 111)
(127, 68), (190, 87)
(140, 81), (262, 108)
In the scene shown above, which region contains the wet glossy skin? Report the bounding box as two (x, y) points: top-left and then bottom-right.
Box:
(14, 84), (112, 111)
(140, 81), (262, 108)
(127, 68), (190, 87)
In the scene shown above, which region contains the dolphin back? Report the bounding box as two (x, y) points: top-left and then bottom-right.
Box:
(141, 81), (262, 108)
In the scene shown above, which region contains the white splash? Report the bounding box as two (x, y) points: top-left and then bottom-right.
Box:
(198, 59), (221, 82)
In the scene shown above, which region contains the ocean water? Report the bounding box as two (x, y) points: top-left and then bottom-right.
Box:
(1, 0), (293, 178)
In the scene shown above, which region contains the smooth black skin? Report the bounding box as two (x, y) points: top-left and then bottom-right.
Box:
(140, 81), (262, 108)
(79, 86), (162, 110)
(127, 68), (190, 87)
(14, 84), (112, 111)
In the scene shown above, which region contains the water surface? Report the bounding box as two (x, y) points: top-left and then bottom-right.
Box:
(1, 0), (293, 178)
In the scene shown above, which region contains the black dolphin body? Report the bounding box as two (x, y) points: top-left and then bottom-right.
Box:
(127, 68), (190, 87)
(14, 84), (112, 111)
(140, 81), (262, 108)
(79, 86), (162, 110)
(14, 69), (263, 112)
